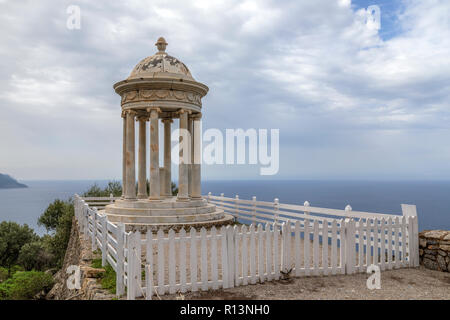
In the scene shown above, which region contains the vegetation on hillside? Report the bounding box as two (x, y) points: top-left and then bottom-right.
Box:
(0, 180), (178, 299)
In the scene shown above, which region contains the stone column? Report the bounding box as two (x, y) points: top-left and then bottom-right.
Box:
(122, 112), (127, 198)
(187, 117), (193, 197)
(191, 114), (202, 199)
(125, 110), (136, 200)
(162, 119), (172, 197)
(137, 116), (147, 199)
(177, 109), (189, 201)
(148, 108), (160, 200)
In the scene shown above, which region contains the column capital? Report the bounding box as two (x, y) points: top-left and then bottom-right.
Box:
(178, 108), (192, 115)
(126, 109), (137, 116)
(146, 107), (162, 114)
(191, 113), (202, 120)
(136, 114), (149, 122)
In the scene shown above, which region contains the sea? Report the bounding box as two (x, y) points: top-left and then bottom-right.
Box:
(0, 180), (449, 235)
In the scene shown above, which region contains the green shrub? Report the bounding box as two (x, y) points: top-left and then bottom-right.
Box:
(91, 258), (116, 294)
(0, 271), (54, 300)
(0, 222), (38, 276)
(18, 241), (54, 271)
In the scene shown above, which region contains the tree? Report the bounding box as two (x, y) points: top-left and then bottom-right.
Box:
(83, 181), (122, 197)
(18, 241), (54, 271)
(38, 199), (74, 268)
(0, 222), (38, 276)
(37, 199), (68, 233)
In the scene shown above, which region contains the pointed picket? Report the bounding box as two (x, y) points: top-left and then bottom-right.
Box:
(265, 223), (273, 281)
(234, 225), (240, 286)
(258, 224), (265, 283)
(358, 220), (364, 272)
(339, 219), (346, 275)
(380, 218), (386, 271)
(242, 225), (248, 285)
(401, 216), (407, 267)
(387, 217), (393, 269)
(249, 224), (256, 284)
(394, 217), (400, 269)
(313, 220), (320, 276)
(200, 227), (208, 291)
(221, 226), (229, 289)
(157, 229), (165, 296)
(273, 223), (280, 280)
(294, 220), (301, 276)
(190, 228), (198, 291)
(331, 219), (337, 275)
(365, 219), (372, 268)
(304, 218), (310, 276)
(227, 226), (235, 288)
(168, 229), (176, 294)
(145, 230), (154, 299)
(373, 218), (379, 266)
(322, 221), (329, 275)
(179, 228), (187, 293)
(211, 227), (219, 290)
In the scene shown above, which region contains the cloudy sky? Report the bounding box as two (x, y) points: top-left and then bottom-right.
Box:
(0, 0), (449, 181)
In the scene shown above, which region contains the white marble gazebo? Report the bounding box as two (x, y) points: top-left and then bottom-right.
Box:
(104, 37), (233, 231)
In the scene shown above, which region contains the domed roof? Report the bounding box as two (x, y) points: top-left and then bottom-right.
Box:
(128, 37), (194, 80)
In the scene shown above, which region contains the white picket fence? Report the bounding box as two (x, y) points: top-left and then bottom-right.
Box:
(73, 193), (419, 300)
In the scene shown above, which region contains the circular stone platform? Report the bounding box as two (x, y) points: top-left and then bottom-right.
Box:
(103, 197), (235, 232)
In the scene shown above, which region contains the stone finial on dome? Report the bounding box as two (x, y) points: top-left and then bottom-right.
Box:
(155, 37), (168, 53)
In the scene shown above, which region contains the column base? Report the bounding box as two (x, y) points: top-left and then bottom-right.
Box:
(176, 197), (190, 202)
(137, 194), (148, 199)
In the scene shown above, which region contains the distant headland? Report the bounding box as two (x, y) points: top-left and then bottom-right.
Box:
(0, 173), (27, 189)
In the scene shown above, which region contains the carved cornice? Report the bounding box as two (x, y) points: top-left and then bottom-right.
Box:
(121, 89), (202, 107)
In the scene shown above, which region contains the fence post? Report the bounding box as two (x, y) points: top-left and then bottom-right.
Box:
(303, 201), (310, 218)
(401, 204), (419, 267)
(235, 195), (239, 222)
(83, 203), (89, 240)
(110, 193), (114, 203)
(101, 215), (107, 267)
(92, 208), (98, 250)
(116, 223), (125, 297)
(208, 192), (212, 203)
(274, 198), (279, 227)
(345, 218), (355, 274)
(252, 196), (257, 225)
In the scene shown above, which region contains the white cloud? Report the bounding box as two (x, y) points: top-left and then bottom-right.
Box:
(0, 0), (449, 180)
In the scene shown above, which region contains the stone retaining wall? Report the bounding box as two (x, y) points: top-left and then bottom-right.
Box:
(46, 218), (116, 300)
(419, 230), (450, 272)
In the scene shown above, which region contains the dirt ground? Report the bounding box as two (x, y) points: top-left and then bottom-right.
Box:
(159, 266), (450, 300)
(140, 228), (450, 300)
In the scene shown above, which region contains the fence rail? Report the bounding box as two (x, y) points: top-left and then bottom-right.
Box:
(73, 193), (419, 300)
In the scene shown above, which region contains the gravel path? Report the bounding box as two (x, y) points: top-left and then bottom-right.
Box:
(140, 229), (450, 300)
(160, 266), (450, 300)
